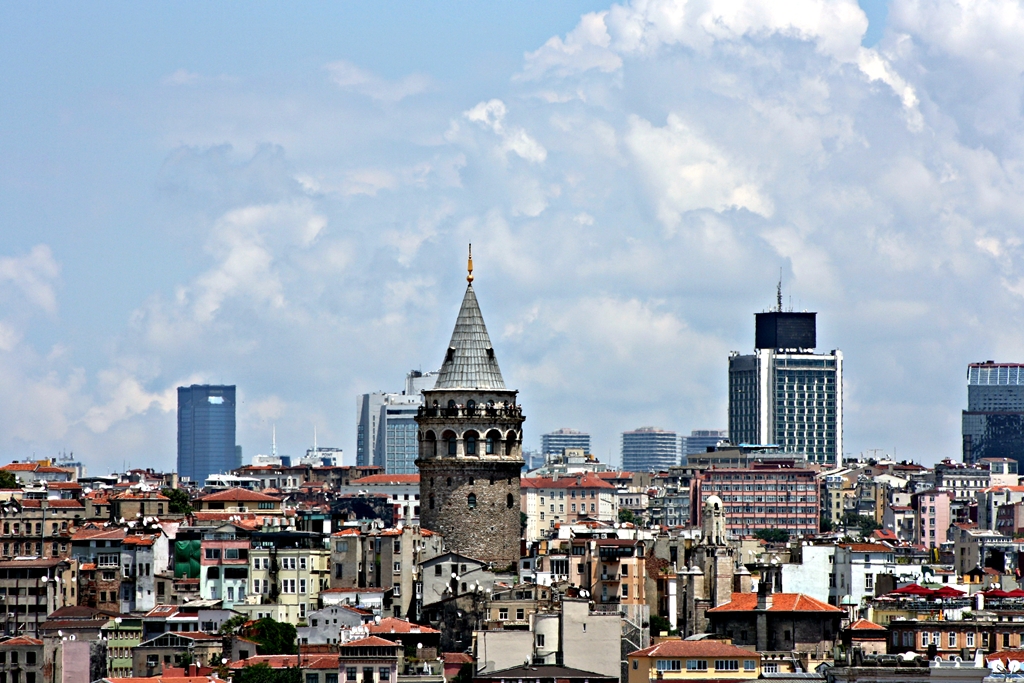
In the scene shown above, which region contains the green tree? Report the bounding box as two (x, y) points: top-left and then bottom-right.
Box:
(842, 512), (880, 536)
(820, 515), (834, 532)
(219, 614), (249, 635)
(236, 664), (301, 683)
(618, 508), (636, 524)
(0, 471), (17, 489)
(649, 614), (676, 636)
(754, 529), (790, 544)
(248, 618), (297, 655)
(162, 488), (193, 515)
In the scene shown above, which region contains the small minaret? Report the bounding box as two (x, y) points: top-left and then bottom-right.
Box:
(415, 247), (525, 566)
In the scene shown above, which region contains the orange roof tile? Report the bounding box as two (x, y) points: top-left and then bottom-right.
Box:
(368, 618), (440, 634)
(0, 636), (42, 646)
(849, 619), (886, 631)
(198, 489), (280, 502)
(630, 640), (756, 658)
(340, 636), (399, 648)
(707, 592), (842, 614)
(350, 474), (419, 485)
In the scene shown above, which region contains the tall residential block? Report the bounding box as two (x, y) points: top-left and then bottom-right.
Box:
(728, 310), (842, 466)
(357, 370), (438, 474)
(621, 427), (678, 472)
(415, 251), (524, 566)
(963, 361), (1024, 465)
(177, 384), (238, 484)
(541, 428), (591, 455)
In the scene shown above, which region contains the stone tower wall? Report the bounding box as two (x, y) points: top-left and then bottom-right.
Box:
(418, 459), (522, 566)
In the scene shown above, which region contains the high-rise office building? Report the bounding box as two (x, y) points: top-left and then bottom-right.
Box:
(541, 428), (591, 456)
(680, 429), (729, 456)
(962, 362), (1024, 464)
(621, 427), (679, 472)
(177, 384), (238, 484)
(728, 310), (843, 466)
(356, 370), (438, 474)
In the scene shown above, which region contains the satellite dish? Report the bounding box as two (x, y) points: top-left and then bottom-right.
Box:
(1010, 661), (1021, 673)
(58, 630), (63, 637)
(374, 616), (381, 624)
(69, 635), (76, 640)
(417, 643), (423, 649)
(451, 573), (458, 579)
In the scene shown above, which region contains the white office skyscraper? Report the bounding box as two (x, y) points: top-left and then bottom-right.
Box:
(728, 310), (843, 465)
(621, 427), (679, 472)
(356, 370), (439, 473)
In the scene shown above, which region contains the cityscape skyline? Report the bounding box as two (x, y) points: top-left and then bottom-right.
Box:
(2, 1), (1021, 473)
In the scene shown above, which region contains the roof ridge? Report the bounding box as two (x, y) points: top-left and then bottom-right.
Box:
(432, 284), (506, 391)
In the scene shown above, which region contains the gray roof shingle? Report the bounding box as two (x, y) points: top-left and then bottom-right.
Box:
(433, 284), (506, 390)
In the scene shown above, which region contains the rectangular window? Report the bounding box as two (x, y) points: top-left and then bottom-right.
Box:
(205, 548), (221, 560)
(715, 660), (739, 671)
(685, 660), (707, 671)
(307, 675), (319, 683)
(300, 557), (307, 570)
(299, 579), (307, 594)
(499, 608), (508, 620)
(379, 669), (390, 682)
(865, 574), (874, 590)
(516, 608), (525, 620)
(225, 548), (239, 559)
(537, 634), (545, 647)
(656, 660), (682, 671)
(335, 540), (348, 552)
(948, 632), (957, 648)
(744, 661), (756, 672)
(967, 633), (975, 648)
(394, 562), (401, 573)
(346, 669), (357, 681)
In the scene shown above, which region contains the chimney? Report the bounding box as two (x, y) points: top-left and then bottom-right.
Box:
(756, 579), (773, 610)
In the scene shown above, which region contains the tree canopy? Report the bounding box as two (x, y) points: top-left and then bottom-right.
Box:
(162, 487), (193, 515)
(753, 529), (790, 544)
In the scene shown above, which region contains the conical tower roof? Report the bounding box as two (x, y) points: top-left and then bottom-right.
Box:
(433, 283), (506, 390)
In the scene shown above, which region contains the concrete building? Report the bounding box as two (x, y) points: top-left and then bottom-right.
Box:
(728, 310), (842, 466)
(963, 362), (1024, 465)
(0, 636), (44, 683)
(680, 430), (729, 457)
(627, 640), (759, 683)
(779, 543), (835, 605)
(337, 474), (420, 527)
(621, 428), (679, 472)
(0, 557), (74, 638)
(830, 543), (921, 614)
(329, 525), (443, 621)
(520, 473), (618, 542)
(541, 429), (591, 456)
(244, 531), (331, 625)
(698, 463), (819, 538)
(474, 599), (621, 679)
(978, 485), (1024, 530)
(415, 255), (525, 566)
(199, 527), (250, 609)
(912, 489), (951, 549)
(177, 384), (238, 484)
(357, 371), (439, 473)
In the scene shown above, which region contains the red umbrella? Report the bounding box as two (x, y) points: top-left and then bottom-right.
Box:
(889, 583), (932, 596)
(985, 588), (1011, 597)
(1006, 589), (1024, 597)
(931, 586), (966, 598)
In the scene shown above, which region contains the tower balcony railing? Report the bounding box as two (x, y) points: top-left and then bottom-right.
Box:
(418, 404), (523, 419)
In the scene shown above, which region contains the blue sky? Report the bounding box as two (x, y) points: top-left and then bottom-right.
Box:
(4, 0), (1024, 473)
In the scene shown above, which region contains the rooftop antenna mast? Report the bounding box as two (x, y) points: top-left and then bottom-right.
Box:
(313, 425), (318, 457)
(776, 269), (783, 312)
(272, 425), (277, 459)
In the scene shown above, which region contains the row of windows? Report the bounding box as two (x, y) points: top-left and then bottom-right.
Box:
(648, 660), (755, 672)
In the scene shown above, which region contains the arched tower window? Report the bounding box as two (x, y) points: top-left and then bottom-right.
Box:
(507, 493), (514, 508)
(505, 430), (517, 456)
(465, 431), (479, 456)
(442, 430), (457, 456)
(468, 493), (477, 510)
(486, 430), (501, 455)
(446, 477), (453, 487)
(424, 431), (437, 458)
(429, 495), (435, 510)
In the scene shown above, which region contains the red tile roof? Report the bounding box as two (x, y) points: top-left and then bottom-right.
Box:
(368, 618), (440, 635)
(198, 489), (280, 502)
(520, 472), (616, 490)
(340, 636), (399, 648)
(849, 619), (886, 631)
(839, 543), (891, 552)
(630, 639), (757, 658)
(707, 592), (842, 613)
(0, 636), (42, 646)
(350, 474), (419, 485)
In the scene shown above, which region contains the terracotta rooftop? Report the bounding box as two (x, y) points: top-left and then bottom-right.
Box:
(349, 474), (420, 485)
(0, 636), (43, 646)
(630, 639), (757, 658)
(838, 543), (891, 552)
(198, 489), (281, 503)
(339, 636), (399, 648)
(848, 619), (887, 631)
(707, 592), (842, 614)
(521, 473), (616, 489)
(368, 618), (440, 635)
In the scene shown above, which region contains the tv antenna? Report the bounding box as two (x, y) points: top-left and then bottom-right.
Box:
(776, 269), (783, 312)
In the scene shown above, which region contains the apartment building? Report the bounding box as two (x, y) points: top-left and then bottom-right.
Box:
(520, 473), (618, 542)
(911, 490), (951, 549)
(244, 531), (331, 624)
(199, 528), (250, 609)
(698, 463), (819, 537)
(329, 526), (442, 621)
(0, 498), (84, 560)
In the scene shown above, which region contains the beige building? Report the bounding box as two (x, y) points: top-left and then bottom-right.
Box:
(627, 640), (759, 683)
(520, 473), (618, 542)
(241, 531), (331, 624)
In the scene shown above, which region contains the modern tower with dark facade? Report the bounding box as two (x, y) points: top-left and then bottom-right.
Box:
(728, 306), (843, 466)
(415, 249), (524, 566)
(177, 384), (238, 484)
(963, 361), (1024, 464)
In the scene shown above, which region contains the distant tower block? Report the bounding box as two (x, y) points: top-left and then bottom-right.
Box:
(415, 246), (525, 566)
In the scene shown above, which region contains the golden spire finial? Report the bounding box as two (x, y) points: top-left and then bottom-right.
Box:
(467, 243), (474, 283)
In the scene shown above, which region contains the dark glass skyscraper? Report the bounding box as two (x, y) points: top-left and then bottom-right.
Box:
(177, 384), (238, 484)
(963, 362), (1024, 464)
